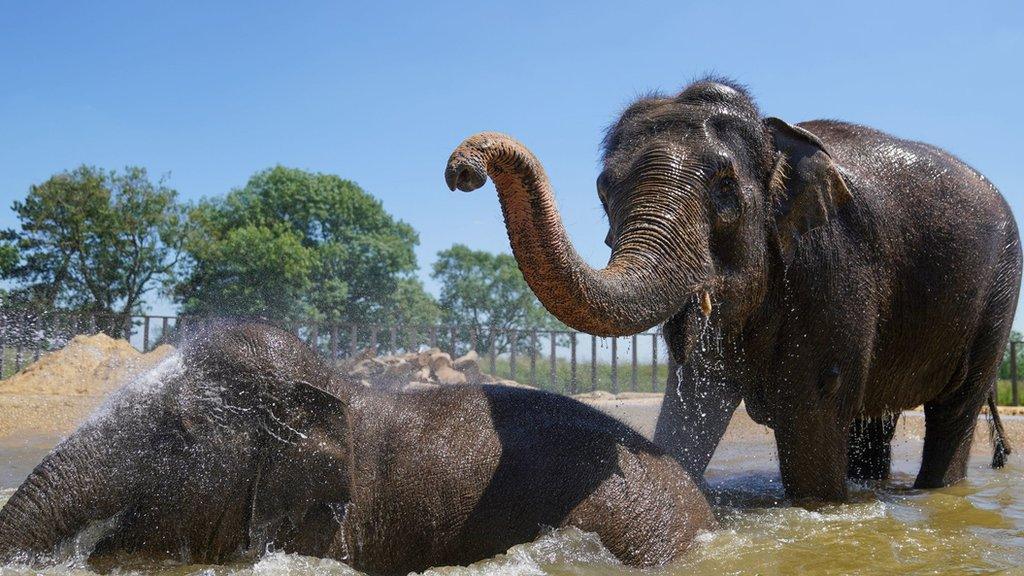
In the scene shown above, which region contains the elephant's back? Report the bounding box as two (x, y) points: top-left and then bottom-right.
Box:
(344, 386), (709, 572)
(798, 119), (1013, 231)
(797, 120), (1020, 410)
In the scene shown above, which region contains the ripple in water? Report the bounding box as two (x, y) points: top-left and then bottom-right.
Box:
(4, 456), (1024, 576)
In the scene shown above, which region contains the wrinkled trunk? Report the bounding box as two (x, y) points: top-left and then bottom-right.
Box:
(0, 427), (134, 564)
(446, 132), (710, 336)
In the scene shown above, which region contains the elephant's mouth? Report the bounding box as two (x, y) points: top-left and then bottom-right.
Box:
(663, 292), (715, 365)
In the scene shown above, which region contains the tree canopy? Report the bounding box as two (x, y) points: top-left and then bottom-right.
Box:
(0, 165), (182, 315)
(431, 243), (564, 353)
(173, 166), (436, 325)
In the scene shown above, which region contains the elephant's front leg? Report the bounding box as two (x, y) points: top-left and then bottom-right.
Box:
(774, 409), (851, 502)
(653, 358), (742, 478)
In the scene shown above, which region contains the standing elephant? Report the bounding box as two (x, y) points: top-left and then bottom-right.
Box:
(445, 78), (1021, 501)
(0, 323), (713, 574)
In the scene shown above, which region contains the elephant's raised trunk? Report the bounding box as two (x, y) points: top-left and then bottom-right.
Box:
(0, 426), (135, 564)
(446, 132), (709, 336)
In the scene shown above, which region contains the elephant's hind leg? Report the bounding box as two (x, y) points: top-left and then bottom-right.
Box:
(846, 414), (898, 482)
(916, 324), (1007, 488)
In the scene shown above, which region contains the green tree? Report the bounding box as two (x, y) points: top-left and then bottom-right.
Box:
(1000, 330), (1023, 379)
(431, 244), (565, 353)
(174, 166), (433, 325)
(1, 165), (182, 317)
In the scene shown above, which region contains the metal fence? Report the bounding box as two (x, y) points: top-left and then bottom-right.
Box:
(2, 310), (1022, 403)
(0, 311), (671, 395)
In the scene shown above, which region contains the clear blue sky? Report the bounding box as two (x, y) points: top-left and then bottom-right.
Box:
(1, 1), (1022, 325)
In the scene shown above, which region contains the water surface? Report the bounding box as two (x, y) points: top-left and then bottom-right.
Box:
(2, 408), (1022, 576)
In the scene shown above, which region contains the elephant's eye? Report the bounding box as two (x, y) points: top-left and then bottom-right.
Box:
(717, 177), (738, 196)
(712, 175), (741, 226)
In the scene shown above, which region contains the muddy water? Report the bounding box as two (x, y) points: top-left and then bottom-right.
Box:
(2, 405), (1023, 576)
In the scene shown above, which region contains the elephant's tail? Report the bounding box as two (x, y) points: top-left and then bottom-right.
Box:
(988, 389), (1011, 468)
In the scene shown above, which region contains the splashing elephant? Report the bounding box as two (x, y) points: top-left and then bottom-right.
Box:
(0, 323), (713, 574)
(445, 78), (1021, 501)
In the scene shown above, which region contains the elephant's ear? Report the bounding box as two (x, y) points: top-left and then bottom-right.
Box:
(249, 384), (351, 555)
(764, 117), (852, 264)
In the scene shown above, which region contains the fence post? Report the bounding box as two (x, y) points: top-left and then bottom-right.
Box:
(406, 325), (417, 354)
(590, 335), (597, 392)
(611, 338), (619, 394)
(330, 324), (339, 361)
(549, 331), (557, 391)
(630, 334), (638, 392)
(162, 317), (169, 345)
(32, 316), (42, 362)
(489, 328), (497, 375)
(570, 332), (577, 394)
(510, 330), (518, 381)
(529, 330), (538, 387)
(1011, 341), (1019, 406)
(142, 317), (151, 351)
(651, 333), (658, 392)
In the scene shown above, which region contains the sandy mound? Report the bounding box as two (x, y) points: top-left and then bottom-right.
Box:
(0, 334), (175, 396)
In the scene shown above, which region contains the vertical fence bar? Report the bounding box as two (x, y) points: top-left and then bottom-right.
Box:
(590, 335), (597, 392)
(630, 334), (638, 392)
(489, 328), (497, 375)
(142, 317), (150, 351)
(509, 330), (518, 381)
(651, 333), (658, 392)
(569, 332), (578, 394)
(1012, 341), (1019, 406)
(309, 323), (320, 351)
(549, 331), (557, 391)
(529, 330), (538, 387)
(49, 314), (61, 349)
(401, 325), (413, 352)
(32, 317), (41, 362)
(162, 317), (169, 345)
(611, 338), (619, 394)
(330, 324), (339, 361)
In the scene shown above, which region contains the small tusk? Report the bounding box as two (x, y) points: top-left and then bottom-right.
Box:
(700, 291), (713, 318)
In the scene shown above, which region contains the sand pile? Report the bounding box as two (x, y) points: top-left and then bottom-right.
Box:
(0, 333), (175, 396)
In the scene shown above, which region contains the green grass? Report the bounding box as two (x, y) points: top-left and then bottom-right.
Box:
(0, 345), (46, 379)
(996, 379), (1022, 406)
(481, 356), (668, 394)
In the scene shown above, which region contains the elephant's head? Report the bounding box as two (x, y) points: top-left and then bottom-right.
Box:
(445, 79), (849, 361)
(0, 323), (352, 566)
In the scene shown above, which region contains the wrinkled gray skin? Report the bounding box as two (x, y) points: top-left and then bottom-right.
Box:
(445, 78), (1021, 501)
(0, 323), (714, 575)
